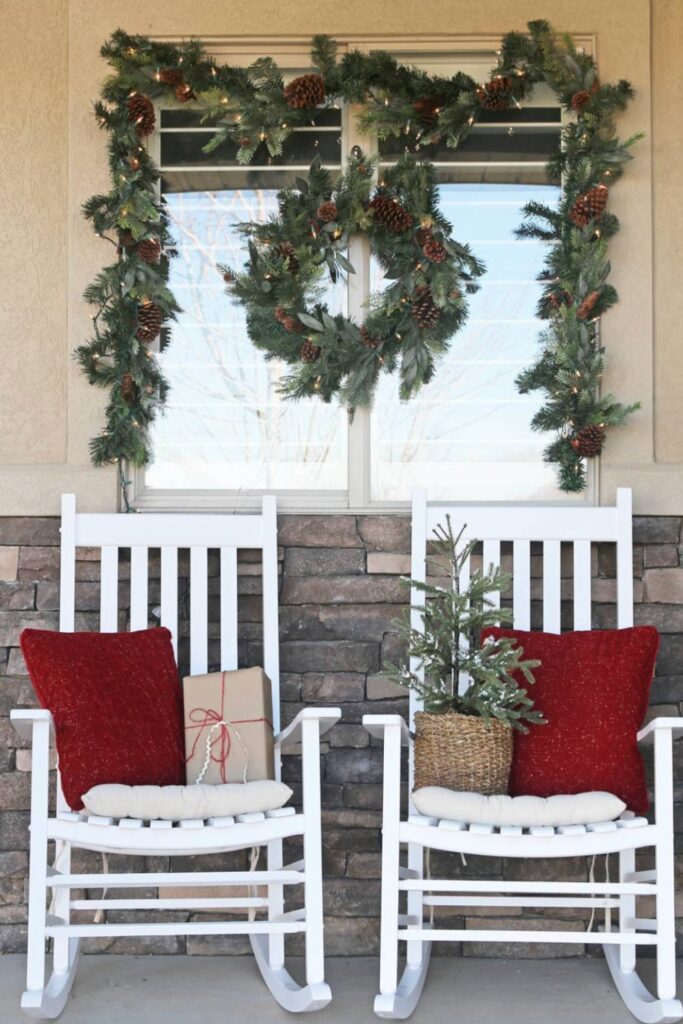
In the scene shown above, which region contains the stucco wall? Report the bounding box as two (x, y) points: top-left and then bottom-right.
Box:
(0, 0), (681, 514)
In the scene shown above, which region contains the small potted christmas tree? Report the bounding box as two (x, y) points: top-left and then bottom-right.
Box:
(385, 517), (543, 794)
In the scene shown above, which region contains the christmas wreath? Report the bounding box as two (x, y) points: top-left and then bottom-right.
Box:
(223, 151), (484, 407)
(82, 20), (642, 494)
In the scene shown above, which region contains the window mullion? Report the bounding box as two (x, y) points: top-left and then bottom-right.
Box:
(345, 101), (373, 509)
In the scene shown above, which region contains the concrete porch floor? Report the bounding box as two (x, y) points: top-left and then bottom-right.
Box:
(1, 955), (682, 1024)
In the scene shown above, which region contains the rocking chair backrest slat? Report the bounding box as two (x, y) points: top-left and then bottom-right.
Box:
(58, 494), (281, 733)
(160, 546), (179, 656)
(220, 547), (239, 671)
(482, 540), (501, 610)
(573, 539), (592, 630)
(542, 539), (562, 633)
(59, 494), (77, 634)
(512, 539), (531, 630)
(130, 546), (149, 631)
(457, 550), (471, 696)
(409, 487), (634, 737)
(189, 546), (209, 675)
(99, 546), (119, 632)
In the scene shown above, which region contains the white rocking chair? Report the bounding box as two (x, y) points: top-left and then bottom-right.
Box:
(12, 494), (340, 1019)
(364, 487), (683, 1023)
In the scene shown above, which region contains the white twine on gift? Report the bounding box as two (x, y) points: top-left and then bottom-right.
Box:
(193, 719), (250, 785)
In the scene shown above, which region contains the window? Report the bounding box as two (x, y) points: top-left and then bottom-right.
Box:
(138, 42), (580, 511)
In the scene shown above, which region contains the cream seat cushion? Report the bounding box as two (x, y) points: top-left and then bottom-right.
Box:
(412, 788), (626, 828)
(82, 780), (292, 821)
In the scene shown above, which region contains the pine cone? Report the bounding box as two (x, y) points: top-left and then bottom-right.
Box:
(571, 89), (591, 112)
(570, 424), (606, 458)
(317, 201), (338, 223)
(275, 307), (303, 334)
(175, 83), (196, 103)
(548, 288), (574, 310)
(135, 301), (164, 342)
(569, 184), (609, 227)
(284, 73), (325, 109)
(222, 269), (235, 284)
(158, 68), (184, 86)
(127, 93), (155, 137)
(422, 236), (448, 263)
(576, 289), (601, 320)
(360, 325), (380, 350)
(117, 230), (135, 255)
(277, 242), (299, 273)
(412, 95), (444, 123)
(411, 285), (440, 329)
(300, 339), (321, 362)
(121, 372), (138, 406)
(128, 153), (141, 172)
(283, 315), (304, 334)
(476, 77), (512, 111)
(369, 194), (414, 233)
(137, 238), (162, 264)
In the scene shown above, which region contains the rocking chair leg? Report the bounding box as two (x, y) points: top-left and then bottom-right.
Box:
(406, 844), (423, 970)
(619, 847), (637, 972)
(251, 718), (331, 1013)
(374, 725), (431, 1019)
(604, 732), (682, 1024)
(22, 720), (52, 1017)
(24, 829), (47, 1004)
(654, 733), (678, 1005)
(267, 839), (285, 970)
(52, 841), (71, 974)
(301, 719), (326, 989)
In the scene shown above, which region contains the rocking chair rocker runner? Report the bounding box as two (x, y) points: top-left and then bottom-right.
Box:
(12, 495), (340, 1019)
(364, 488), (683, 1023)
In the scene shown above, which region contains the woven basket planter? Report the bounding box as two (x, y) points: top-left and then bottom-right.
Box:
(413, 712), (512, 793)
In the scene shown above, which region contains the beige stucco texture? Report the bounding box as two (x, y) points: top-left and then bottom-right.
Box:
(0, 0), (680, 514)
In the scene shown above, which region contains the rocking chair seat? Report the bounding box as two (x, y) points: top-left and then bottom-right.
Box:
(82, 779), (293, 821)
(411, 788), (626, 828)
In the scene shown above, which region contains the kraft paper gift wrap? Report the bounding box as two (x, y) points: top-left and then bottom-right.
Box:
(183, 667), (275, 785)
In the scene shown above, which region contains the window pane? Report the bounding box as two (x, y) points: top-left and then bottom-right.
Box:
(146, 113), (348, 493)
(371, 182), (563, 502)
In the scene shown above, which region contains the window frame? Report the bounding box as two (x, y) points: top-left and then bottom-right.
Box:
(131, 33), (598, 513)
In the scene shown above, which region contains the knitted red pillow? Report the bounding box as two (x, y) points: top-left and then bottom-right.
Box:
(20, 627), (185, 810)
(481, 627), (659, 813)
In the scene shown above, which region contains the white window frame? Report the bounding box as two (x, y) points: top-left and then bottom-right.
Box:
(131, 33), (598, 513)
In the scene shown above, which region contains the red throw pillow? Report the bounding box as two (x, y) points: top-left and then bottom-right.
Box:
(481, 627), (659, 813)
(20, 627), (185, 810)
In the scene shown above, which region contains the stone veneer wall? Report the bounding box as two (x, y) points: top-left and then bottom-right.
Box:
(0, 512), (681, 957)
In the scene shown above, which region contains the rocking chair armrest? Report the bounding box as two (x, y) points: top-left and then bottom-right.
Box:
(10, 708), (54, 743)
(274, 707), (341, 751)
(362, 714), (411, 747)
(637, 716), (683, 743)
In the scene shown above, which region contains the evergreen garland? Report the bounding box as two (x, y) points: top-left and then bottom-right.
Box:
(82, 20), (641, 493)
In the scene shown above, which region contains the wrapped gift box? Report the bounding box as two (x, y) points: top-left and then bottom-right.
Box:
(183, 667), (275, 785)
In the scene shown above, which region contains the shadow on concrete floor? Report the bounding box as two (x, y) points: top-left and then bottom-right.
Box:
(1, 954), (681, 1024)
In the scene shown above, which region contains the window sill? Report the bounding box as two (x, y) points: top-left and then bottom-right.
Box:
(130, 487), (597, 515)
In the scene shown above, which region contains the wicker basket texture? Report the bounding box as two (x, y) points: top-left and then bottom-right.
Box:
(413, 711), (512, 793)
